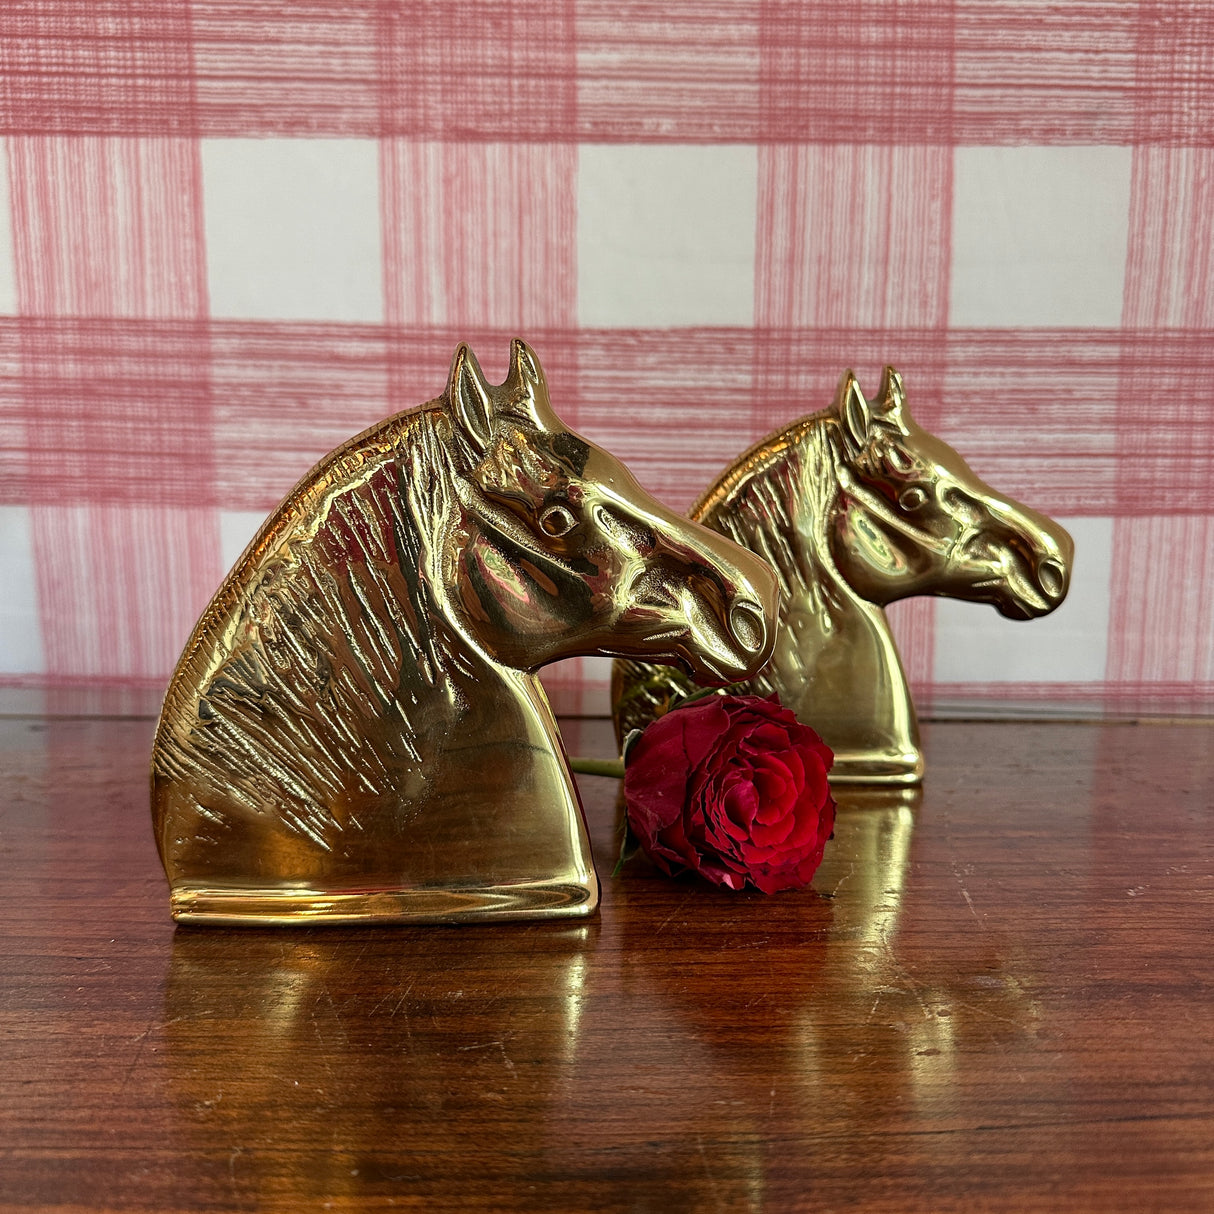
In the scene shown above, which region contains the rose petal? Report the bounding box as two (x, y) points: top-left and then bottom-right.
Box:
(720, 782), (758, 835)
(752, 762), (795, 822)
(747, 812), (797, 849)
(624, 692), (836, 894)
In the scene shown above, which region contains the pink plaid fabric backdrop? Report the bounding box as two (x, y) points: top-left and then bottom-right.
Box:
(1, 2), (1211, 716)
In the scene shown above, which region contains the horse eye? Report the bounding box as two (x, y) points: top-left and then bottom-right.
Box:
(898, 486), (929, 512)
(539, 503), (578, 537)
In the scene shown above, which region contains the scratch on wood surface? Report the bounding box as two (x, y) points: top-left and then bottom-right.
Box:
(830, 861), (856, 898)
(654, 891), (692, 936)
(118, 1023), (153, 1094)
(952, 860), (984, 926)
(457, 1037), (517, 1077)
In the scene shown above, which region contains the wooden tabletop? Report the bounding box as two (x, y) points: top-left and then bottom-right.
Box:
(1, 713), (1212, 1212)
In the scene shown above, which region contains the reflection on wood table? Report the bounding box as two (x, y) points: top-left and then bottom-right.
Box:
(1, 714), (1212, 1212)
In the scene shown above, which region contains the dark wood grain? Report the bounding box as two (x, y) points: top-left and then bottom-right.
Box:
(1, 714), (1212, 1212)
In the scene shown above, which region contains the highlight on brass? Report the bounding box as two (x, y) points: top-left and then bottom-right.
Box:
(152, 340), (778, 925)
(614, 366), (1073, 785)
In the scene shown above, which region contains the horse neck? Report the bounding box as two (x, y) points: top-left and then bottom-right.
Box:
(311, 434), (580, 865)
(697, 412), (910, 731)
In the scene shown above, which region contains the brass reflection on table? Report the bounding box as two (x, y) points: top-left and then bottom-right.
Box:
(614, 367), (1073, 784)
(162, 925), (595, 1203)
(151, 340), (778, 925)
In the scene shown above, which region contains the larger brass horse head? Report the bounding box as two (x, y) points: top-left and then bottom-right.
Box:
(152, 340), (778, 924)
(614, 366), (1073, 784)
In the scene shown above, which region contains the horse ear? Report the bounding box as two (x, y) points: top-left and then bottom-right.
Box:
(509, 338), (545, 394)
(878, 365), (908, 426)
(503, 337), (561, 431)
(448, 342), (494, 455)
(835, 369), (872, 457)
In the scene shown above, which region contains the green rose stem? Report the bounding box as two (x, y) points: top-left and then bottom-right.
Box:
(568, 757), (624, 779)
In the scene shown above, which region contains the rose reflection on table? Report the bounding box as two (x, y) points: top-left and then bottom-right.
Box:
(615, 777), (1042, 1173)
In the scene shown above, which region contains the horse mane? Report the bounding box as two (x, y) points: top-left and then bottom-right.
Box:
(153, 403), (482, 851)
(694, 410), (850, 627)
(612, 408), (858, 736)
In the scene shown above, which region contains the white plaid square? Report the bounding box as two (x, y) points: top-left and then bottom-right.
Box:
(0, 506), (43, 673)
(202, 138), (382, 322)
(951, 146), (1132, 328)
(578, 144), (758, 327)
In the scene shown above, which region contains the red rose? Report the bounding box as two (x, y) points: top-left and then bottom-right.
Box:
(623, 694), (836, 894)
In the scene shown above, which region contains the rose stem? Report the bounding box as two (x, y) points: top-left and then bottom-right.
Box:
(567, 757), (625, 780)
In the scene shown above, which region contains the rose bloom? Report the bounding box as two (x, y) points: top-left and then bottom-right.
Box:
(623, 694), (836, 894)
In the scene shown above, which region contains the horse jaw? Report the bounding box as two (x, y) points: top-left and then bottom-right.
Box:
(959, 499), (1074, 620)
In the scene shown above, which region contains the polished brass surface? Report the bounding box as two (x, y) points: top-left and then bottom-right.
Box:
(151, 340), (778, 924)
(614, 367), (1073, 784)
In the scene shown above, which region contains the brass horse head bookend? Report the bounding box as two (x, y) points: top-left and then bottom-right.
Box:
(152, 340), (779, 925)
(613, 366), (1073, 786)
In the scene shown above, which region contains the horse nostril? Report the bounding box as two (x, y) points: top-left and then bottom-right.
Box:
(730, 599), (767, 654)
(1037, 557), (1066, 600)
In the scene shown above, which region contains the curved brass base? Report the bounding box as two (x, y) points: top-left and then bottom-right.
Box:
(828, 751), (925, 786)
(170, 878), (600, 927)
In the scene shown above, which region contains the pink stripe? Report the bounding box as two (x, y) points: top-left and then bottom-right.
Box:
(32, 505), (221, 680)
(1106, 517), (1214, 691)
(954, 2), (1139, 144)
(6, 322), (1211, 519)
(3, 3), (1209, 144)
(930, 681), (1214, 715)
(754, 138), (953, 690)
(1129, 0), (1214, 147)
(12, 318), (213, 507)
(1107, 20), (1214, 710)
(756, 146), (953, 331)
(0, 1), (198, 136)
(7, 131), (216, 681)
(9, 137), (207, 317)
(1123, 148), (1214, 328)
(381, 143), (577, 331)
(577, 1), (760, 141)
(758, 0), (956, 143)
(375, 1), (577, 140)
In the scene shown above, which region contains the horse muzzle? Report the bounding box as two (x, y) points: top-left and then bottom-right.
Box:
(626, 549), (779, 684)
(987, 528), (1074, 620)
(686, 592), (775, 683)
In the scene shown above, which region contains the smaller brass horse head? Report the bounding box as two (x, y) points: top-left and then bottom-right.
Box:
(613, 366), (1073, 785)
(829, 366), (1072, 621)
(152, 340), (778, 925)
